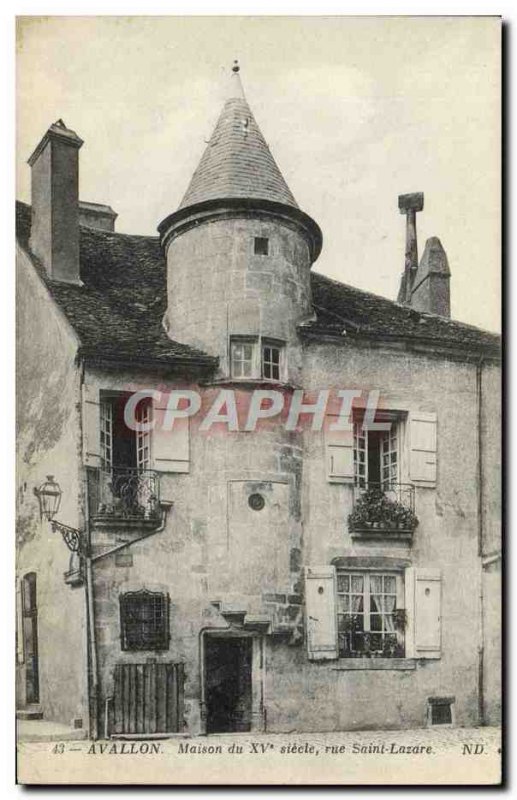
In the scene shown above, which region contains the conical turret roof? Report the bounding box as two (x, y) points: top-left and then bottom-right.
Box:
(178, 62), (298, 210)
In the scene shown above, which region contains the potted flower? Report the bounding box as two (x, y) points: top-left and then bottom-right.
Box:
(348, 487), (419, 532)
(393, 608), (407, 631)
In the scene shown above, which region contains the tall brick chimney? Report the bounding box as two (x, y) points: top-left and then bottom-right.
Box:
(28, 119), (83, 284)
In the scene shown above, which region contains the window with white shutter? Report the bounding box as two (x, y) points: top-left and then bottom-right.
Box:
(82, 384), (101, 467)
(152, 394), (190, 473)
(304, 566), (338, 660)
(404, 567), (442, 659)
(325, 416), (354, 482)
(409, 412), (437, 486)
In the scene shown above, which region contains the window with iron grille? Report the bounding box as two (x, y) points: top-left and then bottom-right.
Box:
(336, 571), (404, 657)
(120, 590), (170, 651)
(428, 697), (455, 726)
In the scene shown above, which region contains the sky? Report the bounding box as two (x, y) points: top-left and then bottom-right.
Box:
(16, 16), (501, 332)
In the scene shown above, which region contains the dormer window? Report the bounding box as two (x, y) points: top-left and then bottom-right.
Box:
(230, 337), (285, 381)
(254, 237), (269, 256)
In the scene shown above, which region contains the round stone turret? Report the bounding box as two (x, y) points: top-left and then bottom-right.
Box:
(158, 63), (322, 382)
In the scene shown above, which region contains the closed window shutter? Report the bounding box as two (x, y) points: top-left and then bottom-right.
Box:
(409, 411), (437, 486)
(152, 396), (190, 473)
(325, 416), (354, 482)
(405, 567), (442, 659)
(304, 566), (338, 660)
(82, 384), (101, 467)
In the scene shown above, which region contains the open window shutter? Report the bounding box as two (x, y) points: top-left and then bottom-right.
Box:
(304, 566), (338, 660)
(16, 579), (24, 664)
(409, 411), (437, 486)
(152, 396), (190, 473)
(325, 417), (354, 482)
(82, 384), (101, 468)
(405, 567), (442, 659)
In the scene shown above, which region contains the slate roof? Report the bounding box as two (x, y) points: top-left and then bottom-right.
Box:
(16, 201), (217, 369)
(179, 78), (298, 210)
(16, 200), (500, 365)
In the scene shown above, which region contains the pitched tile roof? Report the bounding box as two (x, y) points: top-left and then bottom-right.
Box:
(16, 201), (217, 369)
(308, 272), (500, 357)
(16, 201), (500, 364)
(178, 84), (298, 210)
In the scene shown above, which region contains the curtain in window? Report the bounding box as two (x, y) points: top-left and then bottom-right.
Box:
(370, 590), (396, 632)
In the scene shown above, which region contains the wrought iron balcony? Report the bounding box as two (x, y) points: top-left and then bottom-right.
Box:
(88, 467), (161, 530)
(348, 482), (418, 541)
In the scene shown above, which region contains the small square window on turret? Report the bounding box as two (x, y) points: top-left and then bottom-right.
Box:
(254, 237), (269, 256)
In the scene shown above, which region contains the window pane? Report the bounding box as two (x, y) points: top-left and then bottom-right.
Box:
(351, 575), (364, 593)
(337, 574), (349, 592)
(370, 575), (383, 594)
(352, 596), (364, 613)
(337, 595), (350, 613)
(337, 614), (349, 631)
(384, 575), (396, 593)
(370, 613), (382, 631)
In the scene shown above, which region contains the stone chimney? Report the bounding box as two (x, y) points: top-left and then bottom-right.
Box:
(409, 237), (451, 317)
(396, 193), (451, 318)
(79, 201), (117, 232)
(28, 119), (83, 284)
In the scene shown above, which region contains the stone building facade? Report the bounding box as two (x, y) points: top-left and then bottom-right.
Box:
(16, 66), (501, 738)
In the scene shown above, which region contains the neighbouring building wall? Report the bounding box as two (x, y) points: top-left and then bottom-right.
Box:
(481, 361), (502, 725)
(16, 244), (88, 728)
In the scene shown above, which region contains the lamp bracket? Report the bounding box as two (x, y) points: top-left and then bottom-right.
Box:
(50, 520), (84, 554)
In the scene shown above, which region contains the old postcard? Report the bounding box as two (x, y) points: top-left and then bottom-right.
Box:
(15, 15), (502, 785)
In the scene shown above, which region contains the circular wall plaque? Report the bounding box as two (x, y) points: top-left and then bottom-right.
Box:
(248, 493), (265, 511)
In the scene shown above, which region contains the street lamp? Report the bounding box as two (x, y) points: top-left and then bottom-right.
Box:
(33, 475), (62, 521)
(34, 475), (84, 554)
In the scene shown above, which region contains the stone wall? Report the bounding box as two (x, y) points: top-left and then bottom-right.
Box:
(16, 244), (88, 729)
(85, 366), (306, 733)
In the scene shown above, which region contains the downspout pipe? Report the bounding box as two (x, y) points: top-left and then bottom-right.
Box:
(79, 362), (100, 740)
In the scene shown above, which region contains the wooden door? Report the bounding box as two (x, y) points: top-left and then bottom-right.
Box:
(22, 573), (39, 704)
(112, 662), (184, 735)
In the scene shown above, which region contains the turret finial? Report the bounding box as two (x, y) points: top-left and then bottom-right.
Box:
(232, 59), (240, 73)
